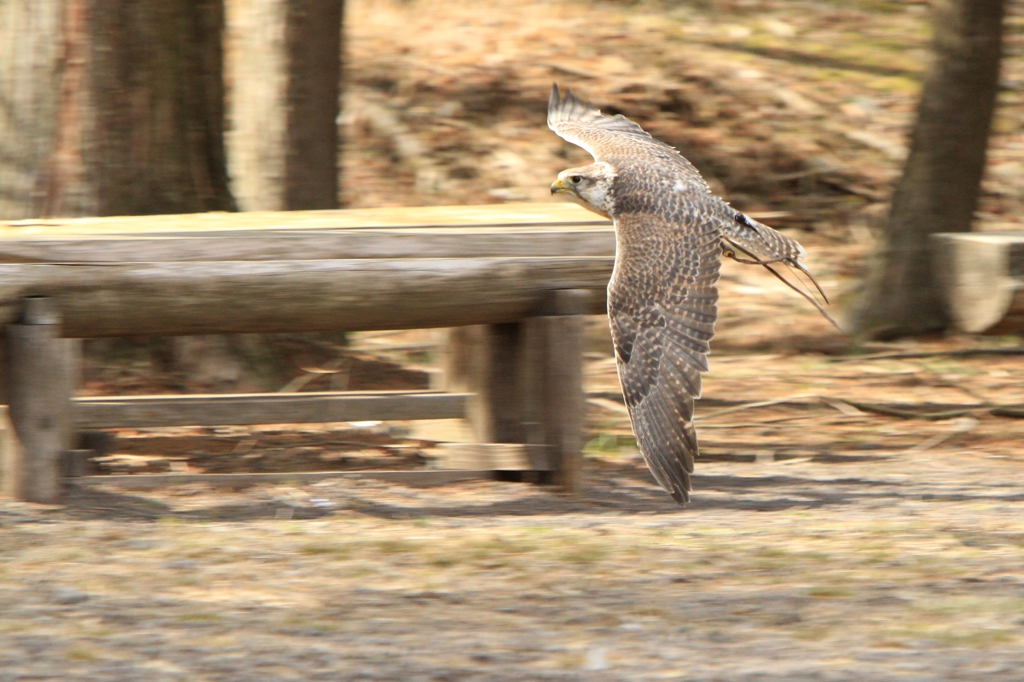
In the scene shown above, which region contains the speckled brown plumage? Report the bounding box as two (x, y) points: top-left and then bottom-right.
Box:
(548, 84), (826, 505)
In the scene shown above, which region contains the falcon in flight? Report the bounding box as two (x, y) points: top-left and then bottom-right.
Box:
(548, 84), (832, 505)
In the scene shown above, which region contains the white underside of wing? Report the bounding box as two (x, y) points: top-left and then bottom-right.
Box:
(549, 124), (599, 162)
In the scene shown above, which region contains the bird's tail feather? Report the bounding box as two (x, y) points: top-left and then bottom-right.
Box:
(721, 213), (839, 329)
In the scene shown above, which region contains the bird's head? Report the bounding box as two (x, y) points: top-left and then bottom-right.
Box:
(550, 162), (616, 218)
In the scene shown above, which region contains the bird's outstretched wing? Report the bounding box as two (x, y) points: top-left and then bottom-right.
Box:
(547, 84), (711, 193)
(608, 212), (722, 505)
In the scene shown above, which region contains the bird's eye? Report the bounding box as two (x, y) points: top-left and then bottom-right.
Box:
(569, 175), (583, 184)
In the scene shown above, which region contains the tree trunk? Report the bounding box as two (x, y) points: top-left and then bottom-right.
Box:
(0, 1), (63, 220)
(227, 0), (344, 210)
(42, 0), (236, 217)
(852, 0), (1005, 339)
(284, 0), (344, 209)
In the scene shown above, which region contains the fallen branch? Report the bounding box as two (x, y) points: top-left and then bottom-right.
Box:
(898, 417), (978, 455)
(699, 394), (822, 420)
(991, 406), (1024, 418)
(837, 399), (988, 421)
(587, 391), (1024, 420)
(834, 348), (1024, 363)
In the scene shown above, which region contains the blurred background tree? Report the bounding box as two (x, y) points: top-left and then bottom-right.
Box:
(43, 0), (236, 217)
(0, 0), (344, 218)
(851, 0), (1006, 339)
(0, 0), (345, 391)
(0, 1), (62, 219)
(228, 0), (344, 211)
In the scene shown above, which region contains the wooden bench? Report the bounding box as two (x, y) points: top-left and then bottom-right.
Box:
(0, 203), (615, 503)
(931, 232), (1024, 334)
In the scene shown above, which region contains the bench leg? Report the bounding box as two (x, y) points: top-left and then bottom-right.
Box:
(538, 309), (585, 495)
(446, 323), (528, 444)
(3, 298), (76, 503)
(446, 290), (588, 495)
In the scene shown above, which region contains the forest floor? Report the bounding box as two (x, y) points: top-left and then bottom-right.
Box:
(4, 1), (1024, 680)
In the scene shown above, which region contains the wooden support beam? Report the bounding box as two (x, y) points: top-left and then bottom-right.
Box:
(74, 390), (469, 428)
(449, 323), (519, 449)
(931, 233), (1024, 333)
(0, 407), (21, 489)
(442, 290), (589, 492)
(0, 201), (608, 236)
(538, 290), (588, 495)
(67, 469), (491, 490)
(3, 297), (76, 503)
(0, 257), (612, 337)
(0, 229), (615, 264)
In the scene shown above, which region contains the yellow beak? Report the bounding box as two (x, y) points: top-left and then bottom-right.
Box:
(550, 178), (568, 195)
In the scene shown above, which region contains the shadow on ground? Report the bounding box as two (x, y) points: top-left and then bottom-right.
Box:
(55, 458), (1024, 524)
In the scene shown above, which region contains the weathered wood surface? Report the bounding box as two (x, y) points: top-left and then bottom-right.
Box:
(0, 407), (20, 487)
(931, 232), (1024, 333)
(0, 229), (615, 263)
(539, 291), (588, 494)
(68, 469), (492, 490)
(0, 258), (612, 336)
(0, 204), (610, 495)
(3, 298), (77, 503)
(0, 209), (616, 333)
(75, 390), (469, 428)
(447, 324), (534, 445)
(443, 290), (588, 482)
(0, 202), (608, 236)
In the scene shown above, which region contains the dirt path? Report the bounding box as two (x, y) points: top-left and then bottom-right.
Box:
(2, 444), (1024, 681)
(5, 330), (1024, 680)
